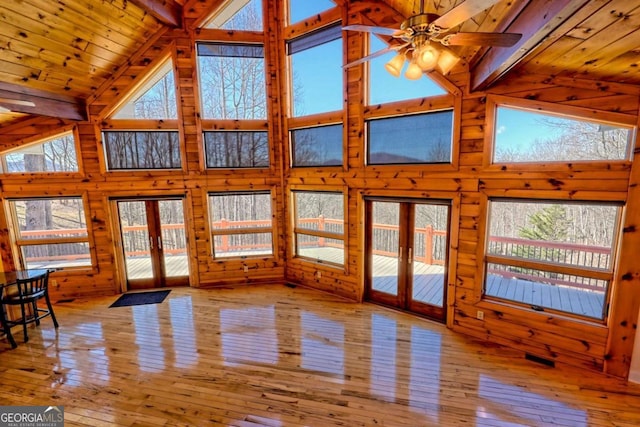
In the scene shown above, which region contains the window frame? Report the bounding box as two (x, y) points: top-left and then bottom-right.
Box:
(4, 195), (95, 271)
(484, 95), (637, 170)
(208, 190), (276, 259)
(291, 188), (346, 268)
(482, 196), (623, 321)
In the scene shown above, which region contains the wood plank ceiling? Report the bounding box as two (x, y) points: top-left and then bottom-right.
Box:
(0, 0), (640, 128)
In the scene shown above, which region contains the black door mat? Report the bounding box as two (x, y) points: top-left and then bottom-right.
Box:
(109, 290), (171, 308)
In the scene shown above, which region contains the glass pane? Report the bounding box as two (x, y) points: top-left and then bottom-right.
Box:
(112, 62), (177, 119)
(294, 191), (344, 233)
(204, 0), (263, 31)
(21, 243), (91, 269)
(486, 263), (607, 319)
(4, 132), (79, 173)
(367, 111), (453, 164)
(371, 201), (399, 296)
(290, 35), (342, 116)
(412, 204), (448, 306)
(10, 198), (87, 239)
(103, 131), (181, 170)
(289, 0), (335, 24)
(209, 192), (272, 226)
(159, 200), (188, 278)
(197, 43), (266, 120)
(119, 201), (153, 280)
(214, 233), (273, 257)
(494, 106), (633, 163)
(291, 124), (343, 166)
(368, 35), (446, 105)
(488, 201), (618, 270)
(296, 234), (344, 265)
(204, 131), (269, 168)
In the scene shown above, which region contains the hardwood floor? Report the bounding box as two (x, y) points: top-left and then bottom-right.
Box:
(1, 284), (639, 426)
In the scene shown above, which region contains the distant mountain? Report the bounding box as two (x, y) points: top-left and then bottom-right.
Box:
(368, 152), (424, 164)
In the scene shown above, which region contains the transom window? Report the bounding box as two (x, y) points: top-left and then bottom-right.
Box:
(492, 103), (634, 163)
(292, 190), (345, 266)
(6, 197), (91, 270)
(204, 131), (269, 168)
(290, 124), (343, 167)
(209, 192), (274, 258)
(485, 199), (622, 319)
(197, 42), (267, 120)
(367, 110), (453, 165)
(203, 0), (263, 31)
(103, 131), (181, 170)
(1, 130), (79, 173)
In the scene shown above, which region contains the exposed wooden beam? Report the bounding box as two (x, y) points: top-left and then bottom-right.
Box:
(0, 82), (87, 121)
(130, 0), (183, 27)
(471, 0), (591, 91)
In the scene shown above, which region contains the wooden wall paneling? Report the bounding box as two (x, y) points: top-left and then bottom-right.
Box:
(605, 103), (640, 378)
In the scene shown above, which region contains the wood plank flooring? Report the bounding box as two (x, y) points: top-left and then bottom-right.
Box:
(0, 284), (639, 426)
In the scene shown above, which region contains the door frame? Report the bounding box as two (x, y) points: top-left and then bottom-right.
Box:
(364, 196), (453, 322)
(110, 194), (192, 292)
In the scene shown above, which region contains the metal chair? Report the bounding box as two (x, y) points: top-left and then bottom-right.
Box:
(1, 270), (58, 343)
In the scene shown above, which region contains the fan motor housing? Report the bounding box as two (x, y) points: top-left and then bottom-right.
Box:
(401, 13), (441, 35)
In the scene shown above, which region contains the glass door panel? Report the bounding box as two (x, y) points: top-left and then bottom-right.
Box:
(159, 200), (188, 278)
(119, 201), (153, 281)
(370, 202), (400, 300)
(411, 204), (448, 307)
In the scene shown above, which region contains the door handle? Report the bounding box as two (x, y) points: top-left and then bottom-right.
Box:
(149, 236), (154, 250)
(408, 247), (412, 265)
(399, 246), (403, 263)
(157, 236), (162, 250)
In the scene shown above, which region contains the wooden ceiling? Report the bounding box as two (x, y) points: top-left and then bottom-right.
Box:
(1, 0), (639, 128)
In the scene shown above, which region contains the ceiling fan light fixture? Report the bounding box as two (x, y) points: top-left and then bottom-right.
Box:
(384, 53), (406, 77)
(405, 60), (423, 80)
(436, 47), (460, 75)
(0, 106), (10, 113)
(415, 43), (440, 71)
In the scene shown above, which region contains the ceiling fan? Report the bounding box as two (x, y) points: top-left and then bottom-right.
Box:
(343, 0), (522, 78)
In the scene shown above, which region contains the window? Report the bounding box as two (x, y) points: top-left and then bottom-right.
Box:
(203, 0), (263, 31)
(111, 59), (177, 120)
(288, 24), (342, 117)
(291, 124), (342, 167)
(1, 130), (79, 173)
(197, 43), (267, 120)
(103, 131), (181, 170)
(209, 192), (273, 258)
(293, 191), (344, 265)
(6, 197), (91, 269)
(492, 105), (634, 163)
(288, 0), (335, 24)
(367, 111), (453, 165)
(368, 35), (447, 105)
(204, 131), (269, 168)
(485, 199), (622, 319)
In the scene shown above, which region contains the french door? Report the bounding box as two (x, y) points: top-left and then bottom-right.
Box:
(365, 198), (450, 322)
(116, 198), (189, 290)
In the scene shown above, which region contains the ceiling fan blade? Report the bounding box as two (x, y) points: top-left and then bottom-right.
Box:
(343, 47), (396, 69)
(443, 32), (522, 47)
(0, 98), (36, 107)
(432, 0), (503, 29)
(342, 25), (403, 37)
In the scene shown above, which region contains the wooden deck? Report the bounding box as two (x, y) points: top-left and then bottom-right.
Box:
(0, 284), (638, 426)
(125, 248), (604, 318)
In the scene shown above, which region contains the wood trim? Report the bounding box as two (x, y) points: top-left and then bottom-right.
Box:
(130, 0), (183, 27)
(194, 28), (264, 43)
(485, 254), (613, 281)
(284, 7), (342, 40)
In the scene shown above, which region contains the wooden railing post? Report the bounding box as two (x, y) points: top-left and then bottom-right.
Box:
(318, 215), (326, 247)
(425, 225), (434, 264)
(220, 219), (229, 252)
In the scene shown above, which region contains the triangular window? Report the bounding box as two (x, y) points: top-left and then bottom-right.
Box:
(111, 59), (177, 120)
(1, 130), (79, 173)
(203, 0), (263, 31)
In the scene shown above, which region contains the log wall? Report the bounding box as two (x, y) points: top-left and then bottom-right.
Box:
(0, 0), (638, 379)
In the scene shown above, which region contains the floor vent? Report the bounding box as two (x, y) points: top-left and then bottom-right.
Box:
(285, 283), (297, 288)
(525, 353), (555, 367)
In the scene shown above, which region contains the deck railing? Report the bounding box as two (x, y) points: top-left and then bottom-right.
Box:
(21, 219), (611, 292)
